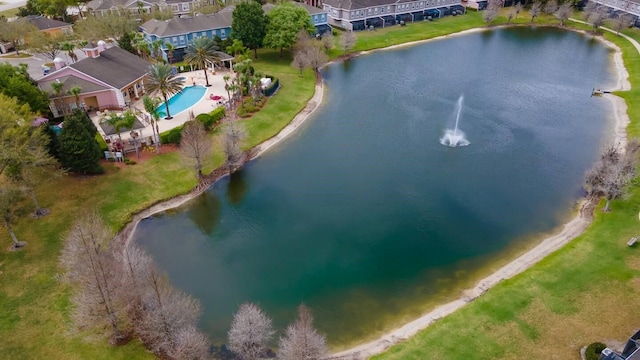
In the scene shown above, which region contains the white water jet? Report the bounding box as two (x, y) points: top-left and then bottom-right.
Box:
(440, 95), (470, 147)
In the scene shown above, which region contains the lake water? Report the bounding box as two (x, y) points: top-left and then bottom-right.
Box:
(135, 27), (616, 348)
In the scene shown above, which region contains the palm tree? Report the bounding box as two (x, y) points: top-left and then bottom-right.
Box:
(151, 39), (164, 60)
(184, 37), (220, 87)
(164, 42), (175, 64)
(142, 95), (161, 153)
(146, 63), (184, 119)
(68, 85), (82, 110)
(51, 80), (65, 115)
(101, 110), (136, 157)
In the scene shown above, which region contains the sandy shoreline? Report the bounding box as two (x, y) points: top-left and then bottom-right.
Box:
(114, 26), (634, 360)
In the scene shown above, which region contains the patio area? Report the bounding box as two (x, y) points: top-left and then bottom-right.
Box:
(92, 68), (234, 147)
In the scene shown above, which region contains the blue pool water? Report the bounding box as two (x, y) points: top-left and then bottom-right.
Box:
(157, 85), (206, 118)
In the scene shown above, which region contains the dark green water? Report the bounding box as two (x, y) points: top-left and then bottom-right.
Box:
(136, 27), (616, 347)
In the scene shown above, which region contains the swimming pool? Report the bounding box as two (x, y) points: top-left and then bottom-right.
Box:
(157, 85), (206, 118)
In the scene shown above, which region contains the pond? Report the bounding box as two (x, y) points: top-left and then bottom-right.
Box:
(135, 27), (617, 348)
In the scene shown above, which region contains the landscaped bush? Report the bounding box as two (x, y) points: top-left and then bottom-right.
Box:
(263, 76), (280, 97)
(585, 342), (607, 360)
(159, 125), (184, 144)
(196, 107), (225, 130)
(95, 134), (108, 152)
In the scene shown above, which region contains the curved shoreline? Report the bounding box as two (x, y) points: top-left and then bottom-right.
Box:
(114, 25), (633, 360)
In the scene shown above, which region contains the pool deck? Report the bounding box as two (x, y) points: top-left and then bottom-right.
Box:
(92, 69), (233, 143)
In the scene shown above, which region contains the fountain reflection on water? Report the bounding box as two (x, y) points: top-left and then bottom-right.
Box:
(440, 95), (470, 147)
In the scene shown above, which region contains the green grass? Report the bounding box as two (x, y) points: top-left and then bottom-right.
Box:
(1, 9), (639, 360)
(0, 6), (18, 18)
(371, 15), (640, 360)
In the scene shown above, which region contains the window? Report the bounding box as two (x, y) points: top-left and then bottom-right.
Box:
(381, 7), (385, 13)
(172, 36), (177, 43)
(201, 31), (206, 36)
(374, 8), (378, 14)
(221, 29), (226, 37)
(179, 35), (185, 44)
(172, 5), (178, 11)
(182, 3), (189, 11)
(368, 8), (372, 13)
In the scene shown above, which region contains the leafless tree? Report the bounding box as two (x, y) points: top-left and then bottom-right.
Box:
(305, 45), (328, 75)
(228, 303), (275, 360)
(180, 120), (212, 179)
(340, 31), (357, 54)
(278, 304), (327, 360)
(530, 1), (542, 23)
(544, 0), (558, 15)
(514, 2), (523, 18)
(585, 140), (640, 212)
(483, 0), (502, 23)
(611, 13), (633, 35)
(59, 212), (129, 344)
(585, 2), (607, 32)
(321, 32), (335, 52)
(554, 2), (573, 26)
(135, 264), (209, 359)
(223, 115), (246, 174)
(292, 50), (309, 76)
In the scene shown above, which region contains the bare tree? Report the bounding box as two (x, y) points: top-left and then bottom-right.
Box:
(544, 0), (558, 15)
(530, 1), (542, 23)
(223, 115), (246, 174)
(180, 120), (212, 179)
(136, 265), (209, 359)
(483, 0), (502, 23)
(305, 45), (328, 75)
(514, 2), (523, 18)
(585, 2), (607, 32)
(321, 31), (334, 52)
(228, 303), (275, 360)
(585, 140), (640, 212)
(611, 13), (633, 35)
(339, 31), (357, 55)
(278, 304), (327, 360)
(554, 2), (573, 27)
(292, 49), (309, 76)
(59, 212), (128, 344)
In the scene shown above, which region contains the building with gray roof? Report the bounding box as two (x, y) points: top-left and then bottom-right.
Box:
(589, 0), (640, 27)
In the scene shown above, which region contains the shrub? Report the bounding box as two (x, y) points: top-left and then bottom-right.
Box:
(123, 158), (137, 165)
(95, 134), (108, 152)
(195, 107), (225, 130)
(264, 76), (280, 97)
(160, 125), (184, 144)
(585, 342), (607, 360)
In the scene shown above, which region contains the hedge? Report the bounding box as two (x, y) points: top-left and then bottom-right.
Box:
(196, 107), (225, 130)
(159, 125), (184, 144)
(264, 76), (280, 97)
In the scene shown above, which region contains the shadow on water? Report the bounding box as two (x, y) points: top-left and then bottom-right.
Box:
(187, 192), (222, 236)
(226, 170), (248, 206)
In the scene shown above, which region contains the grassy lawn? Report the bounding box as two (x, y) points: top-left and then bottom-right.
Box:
(0, 6), (18, 18)
(0, 9), (638, 360)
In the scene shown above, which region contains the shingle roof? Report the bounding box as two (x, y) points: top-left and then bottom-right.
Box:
(322, 0), (404, 10)
(294, 2), (327, 14)
(40, 76), (109, 97)
(69, 46), (151, 89)
(25, 15), (72, 30)
(140, 12), (233, 37)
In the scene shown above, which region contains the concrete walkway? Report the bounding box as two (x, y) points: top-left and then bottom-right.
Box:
(569, 18), (640, 53)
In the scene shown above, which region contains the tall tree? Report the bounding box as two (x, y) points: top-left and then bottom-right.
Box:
(101, 110), (135, 152)
(58, 111), (103, 174)
(59, 212), (128, 343)
(228, 303), (275, 360)
(0, 63), (50, 114)
(68, 85), (82, 110)
(586, 140), (640, 212)
(0, 186), (28, 250)
(180, 120), (212, 179)
(74, 13), (137, 42)
(0, 94), (41, 176)
(29, 33), (63, 62)
(263, 2), (316, 57)
(543, 0), (558, 14)
(339, 30), (357, 54)
(60, 41), (78, 63)
(117, 32), (137, 54)
(146, 63), (185, 119)
(232, 1), (268, 59)
(0, 18), (39, 56)
(51, 80), (66, 116)
(278, 305), (327, 360)
(143, 95), (162, 153)
(184, 36), (220, 87)
(6, 144), (59, 218)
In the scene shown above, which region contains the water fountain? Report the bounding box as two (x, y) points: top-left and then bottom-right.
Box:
(440, 95), (470, 147)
